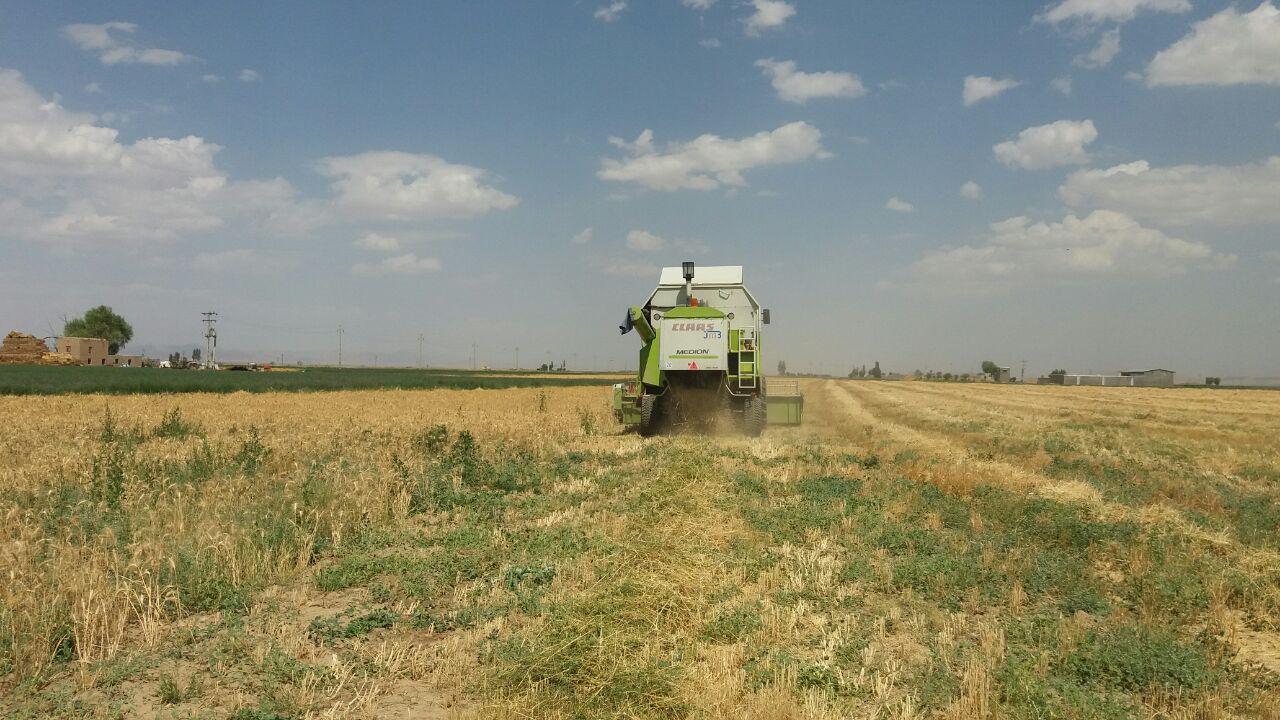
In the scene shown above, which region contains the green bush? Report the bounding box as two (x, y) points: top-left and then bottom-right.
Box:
(152, 407), (202, 439)
(1064, 626), (1212, 691)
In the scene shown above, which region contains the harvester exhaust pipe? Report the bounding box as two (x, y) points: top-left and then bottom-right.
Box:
(682, 260), (695, 306)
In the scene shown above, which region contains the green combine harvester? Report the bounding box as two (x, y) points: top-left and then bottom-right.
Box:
(613, 262), (803, 436)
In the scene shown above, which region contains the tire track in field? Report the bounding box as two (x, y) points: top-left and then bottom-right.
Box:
(826, 381), (1249, 548)
(872, 381), (1280, 469)
(899, 380), (1280, 424)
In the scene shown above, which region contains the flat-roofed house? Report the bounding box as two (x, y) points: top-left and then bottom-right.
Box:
(1120, 369), (1176, 387)
(57, 336), (109, 365)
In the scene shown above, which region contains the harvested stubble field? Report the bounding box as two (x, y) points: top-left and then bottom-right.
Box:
(2, 381), (1278, 719)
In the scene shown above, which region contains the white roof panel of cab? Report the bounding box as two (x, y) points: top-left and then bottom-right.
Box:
(658, 265), (743, 286)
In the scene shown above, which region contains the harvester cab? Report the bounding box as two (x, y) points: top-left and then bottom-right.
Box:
(614, 262), (802, 435)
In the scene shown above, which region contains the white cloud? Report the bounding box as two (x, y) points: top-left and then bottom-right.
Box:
(193, 248), (292, 274)
(960, 181), (983, 200)
(317, 151), (519, 220)
(201, 74), (223, 83)
(1038, 0), (1190, 25)
(599, 121), (827, 191)
(885, 197), (915, 213)
(351, 252), (441, 276)
(572, 227), (594, 245)
(0, 69), (508, 250)
(994, 119), (1097, 170)
(238, 69), (262, 83)
(673, 236), (711, 254)
(1059, 156), (1280, 226)
(1075, 28), (1121, 68)
(1146, 2), (1280, 87)
(626, 229), (665, 252)
(604, 261), (659, 277)
(744, 0), (795, 36)
(608, 128), (654, 155)
(594, 1), (627, 22)
(909, 210), (1234, 292)
(1051, 76), (1074, 95)
(354, 232), (400, 252)
(962, 75), (1020, 106)
(699, 38), (721, 48)
(61, 22), (195, 66)
(0, 68), (232, 243)
(84, 82), (103, 93)
(683, 0), (716, 8)
(756, 59), (866, 103)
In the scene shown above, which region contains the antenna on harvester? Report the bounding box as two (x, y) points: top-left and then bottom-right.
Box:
(201, 312), (218, 369)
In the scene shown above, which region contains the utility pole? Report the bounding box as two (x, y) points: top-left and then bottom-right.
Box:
(514, 347), (519, 370)
(337, 325), (344, 367)
(1021, 359), (1027, 383)
(417, 334), (425, 368)
(201, 312), (218, 369)
(471, 342), (477, 370)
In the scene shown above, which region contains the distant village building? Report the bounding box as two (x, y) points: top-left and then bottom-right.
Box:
(57, 336), (109, 365)
(57, 337), (149, 367)
(1045, 368), (1177, 387)
(994, 366), (1012, 383)
(1120, 369), (1176, 387)
(106, 355), (147, 367)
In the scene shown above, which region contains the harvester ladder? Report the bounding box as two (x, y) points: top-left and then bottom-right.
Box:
(737, 329), (757, 389)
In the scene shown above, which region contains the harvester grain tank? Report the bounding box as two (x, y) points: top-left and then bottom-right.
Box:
(614, 262), (803, 435)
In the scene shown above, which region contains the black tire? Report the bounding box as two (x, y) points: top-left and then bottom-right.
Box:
(639, 394), (660, 436)
(744, 396), (766, 437)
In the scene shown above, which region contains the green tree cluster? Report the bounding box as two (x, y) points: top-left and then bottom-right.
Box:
(64, 306), (133, 354)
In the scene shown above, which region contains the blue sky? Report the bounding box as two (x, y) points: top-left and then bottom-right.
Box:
(1, 0), (1278, 378)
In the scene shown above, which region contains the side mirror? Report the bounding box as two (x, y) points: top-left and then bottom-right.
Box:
(762, 309), (771, 325)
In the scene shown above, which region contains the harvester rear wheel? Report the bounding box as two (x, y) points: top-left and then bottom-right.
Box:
(639, 394), (661, 436)
(744, 396), (766, 437)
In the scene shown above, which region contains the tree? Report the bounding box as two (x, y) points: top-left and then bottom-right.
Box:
(64, 306), (133, 354)
(777, 360), (787, 376)
(981, 360), (999, 377)
(192, 348), (202, 362)
(869, 361), (882, 380)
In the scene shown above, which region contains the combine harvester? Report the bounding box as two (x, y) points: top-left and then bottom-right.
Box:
(614, 262), (803, 436)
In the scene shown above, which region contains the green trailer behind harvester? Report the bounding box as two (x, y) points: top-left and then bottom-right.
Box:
(613, 262), (803, 435)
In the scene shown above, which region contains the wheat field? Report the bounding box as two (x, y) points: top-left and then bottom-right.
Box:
(2, 381), (1278, 719)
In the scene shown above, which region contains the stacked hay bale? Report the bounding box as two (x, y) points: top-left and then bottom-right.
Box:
(40, 351), (81, 366)
(0, 332), (50, 364)
(0, 332), (82, 365)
